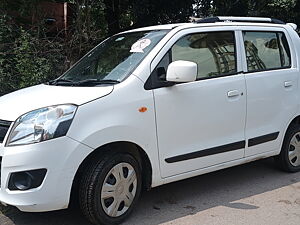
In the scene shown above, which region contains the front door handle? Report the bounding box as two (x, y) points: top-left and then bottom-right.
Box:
(227, 90), (239, 97)
(284, 81), (293, 88)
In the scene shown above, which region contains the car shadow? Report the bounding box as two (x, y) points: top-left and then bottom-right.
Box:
(1, 158), (300, 225)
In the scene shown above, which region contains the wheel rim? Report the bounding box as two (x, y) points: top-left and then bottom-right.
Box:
(289, 132), (300, 166)
(101, 162), (137, 217)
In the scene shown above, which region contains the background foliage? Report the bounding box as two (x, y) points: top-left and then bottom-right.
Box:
(0, 0), (300, 96)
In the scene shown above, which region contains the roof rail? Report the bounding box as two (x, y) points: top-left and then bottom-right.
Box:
(195, 16), (285, 24)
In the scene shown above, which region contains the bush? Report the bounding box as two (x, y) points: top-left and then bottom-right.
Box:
(0, 14), (19, 96)
(15, 29), (65, 89)
(0, 14), (66, 96)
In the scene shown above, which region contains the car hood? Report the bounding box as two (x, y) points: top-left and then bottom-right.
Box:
(0, 84), (114, 121)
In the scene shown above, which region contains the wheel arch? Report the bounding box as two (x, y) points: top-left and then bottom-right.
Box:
(70, 141), (153, 207)
(285, 115), (300, 134)
(281, 114), (300, 150)
(275, 114), (300, 172)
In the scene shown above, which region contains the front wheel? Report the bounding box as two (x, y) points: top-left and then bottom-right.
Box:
(276, 124), (300, 172)
(79, 153), (142, 225)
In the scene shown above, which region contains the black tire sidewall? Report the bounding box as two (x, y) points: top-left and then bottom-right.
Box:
(280, 124), (300, 172)
(82, 153), (142, 225)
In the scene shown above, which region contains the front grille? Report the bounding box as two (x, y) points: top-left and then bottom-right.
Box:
(0, 120), (12, 144)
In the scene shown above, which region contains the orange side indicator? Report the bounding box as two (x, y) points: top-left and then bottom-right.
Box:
(139, 107), (148, 113)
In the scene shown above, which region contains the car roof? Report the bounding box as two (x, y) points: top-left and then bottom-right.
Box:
(120, 23), (189, 33)
(121, 17), (296, 34)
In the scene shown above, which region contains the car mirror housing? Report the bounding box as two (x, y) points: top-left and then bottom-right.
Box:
(166, 60), (197, 83)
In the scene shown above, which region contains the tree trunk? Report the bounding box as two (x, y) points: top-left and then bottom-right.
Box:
(104, 0), (120, 35)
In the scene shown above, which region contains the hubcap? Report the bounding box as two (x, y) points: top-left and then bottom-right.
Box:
(101, 162), (137, 217)
(289, 132), (300, 166)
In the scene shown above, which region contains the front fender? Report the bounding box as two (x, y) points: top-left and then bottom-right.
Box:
(67, 75), (161, 187)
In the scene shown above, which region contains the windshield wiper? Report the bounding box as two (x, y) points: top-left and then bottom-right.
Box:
(48, 78), (73, 85)
(48, 78), (120, 86)
(74, 79), (120, 86)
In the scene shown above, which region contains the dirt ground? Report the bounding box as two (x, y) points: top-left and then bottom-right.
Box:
(1, 158), (300, 225)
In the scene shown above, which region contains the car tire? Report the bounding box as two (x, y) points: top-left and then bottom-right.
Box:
(276, 124), (300, 172)
(79, 152), (142, 225)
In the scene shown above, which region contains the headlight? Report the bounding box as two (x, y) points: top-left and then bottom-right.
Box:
(6, 104), (77, 146)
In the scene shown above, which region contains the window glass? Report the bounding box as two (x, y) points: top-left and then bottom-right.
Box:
(278, 32), (291, 67)
(243, 31), (291, 72)
(151, 31), (237, 82)
(61, 30), (169, 82)
(156, 51), (171, 81)
(170, 32), (236, 79)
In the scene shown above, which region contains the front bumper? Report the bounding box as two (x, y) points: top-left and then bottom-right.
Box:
(0, 136), (93, 212)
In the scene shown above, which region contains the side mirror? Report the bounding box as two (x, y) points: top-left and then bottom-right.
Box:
(166, 60), (197, 83)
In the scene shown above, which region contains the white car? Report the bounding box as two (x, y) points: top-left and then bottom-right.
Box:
(0, 16), (300, 225)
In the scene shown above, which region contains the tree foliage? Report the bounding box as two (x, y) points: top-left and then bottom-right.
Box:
(0, 14), (65, 96)
(1, 0), (300, 96)
(194, 0), (300, 23)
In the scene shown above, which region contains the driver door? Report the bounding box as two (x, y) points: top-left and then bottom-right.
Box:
(149, 28), (247, 178)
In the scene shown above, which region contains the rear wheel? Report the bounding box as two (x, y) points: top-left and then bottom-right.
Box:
(276, 124), (300, 172)
(79, 153), (142, 225)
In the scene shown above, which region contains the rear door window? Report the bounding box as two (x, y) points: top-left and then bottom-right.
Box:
(243, 31), (291, 72)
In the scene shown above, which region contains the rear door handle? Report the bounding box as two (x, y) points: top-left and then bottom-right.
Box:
(284, 81), (293, 88)
(227, 90), (239, 97)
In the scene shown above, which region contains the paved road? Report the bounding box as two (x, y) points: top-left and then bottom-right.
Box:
(1, 158), (300, 225)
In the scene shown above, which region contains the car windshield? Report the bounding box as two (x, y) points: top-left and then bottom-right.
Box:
(53, 30), (169, 85)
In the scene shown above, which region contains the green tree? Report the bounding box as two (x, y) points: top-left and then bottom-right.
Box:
(0, 14), (20, 95)
(194, 0), (214, 17)
(256, 0), (297, 22)
(1, 0), (300, 97)
(212, 0), (249, 16)
(132, 0), (194, 27)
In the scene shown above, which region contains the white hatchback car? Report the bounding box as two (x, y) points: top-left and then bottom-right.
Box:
(0, 16), (300, 225)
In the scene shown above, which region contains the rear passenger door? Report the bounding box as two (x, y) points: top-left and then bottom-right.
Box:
(241, 28), (299, 157)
